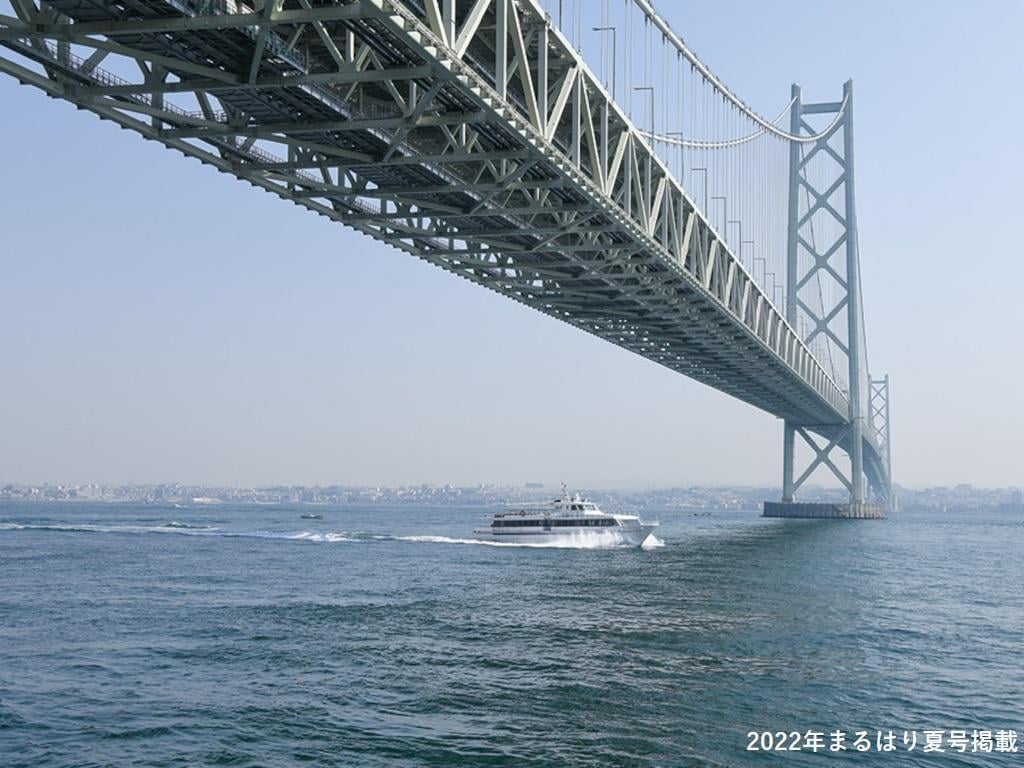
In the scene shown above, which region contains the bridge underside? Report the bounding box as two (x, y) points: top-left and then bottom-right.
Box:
(0, 0), (886, 488)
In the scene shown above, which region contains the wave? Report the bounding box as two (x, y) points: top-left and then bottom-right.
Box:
(0, 524), (662, 550)
(0, 522), (360, 543)
(0, 522), (220, 535)
(393, 532), (645, 549)
(0, 522), (357, 542)
(287, 531), (356, 543)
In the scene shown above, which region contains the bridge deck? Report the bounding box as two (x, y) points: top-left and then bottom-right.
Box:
(1, 0), (870, 437)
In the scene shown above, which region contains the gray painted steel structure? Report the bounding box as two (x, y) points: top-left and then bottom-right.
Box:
(0, 0), (891, 503)
(782, 83), (891, 509)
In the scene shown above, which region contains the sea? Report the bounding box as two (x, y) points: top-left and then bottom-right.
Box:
(0, 501), (1021, 767)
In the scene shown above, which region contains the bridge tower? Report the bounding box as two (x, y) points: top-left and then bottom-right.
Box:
(769, 81), (893, 519)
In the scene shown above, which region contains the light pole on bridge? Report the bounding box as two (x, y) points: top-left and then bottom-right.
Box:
(743, 239), (755, 264)
(753, 256), (767, 291)
(742, 239), (758, 282)
(691, 167), (708, 212)
(728, 220), (742, 264)
(765, 272), (785, 309)
(633, 85), (655, 140)
(666, 131), (684, 183)
(634, 85), (655, 192)
(710, 195), (727, 241)
(592, 26), (616, 101)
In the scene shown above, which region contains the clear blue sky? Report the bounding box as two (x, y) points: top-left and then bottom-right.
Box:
(0, 1), (1021, 489)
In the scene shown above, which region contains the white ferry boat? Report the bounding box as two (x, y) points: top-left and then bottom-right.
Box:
(474, 489), (658, 547)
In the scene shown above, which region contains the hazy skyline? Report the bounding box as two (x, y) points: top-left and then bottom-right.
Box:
(1, 1), (1022, 489)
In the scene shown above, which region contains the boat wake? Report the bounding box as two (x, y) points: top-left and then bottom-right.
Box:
(0, 522), (221, 535)
(0, 524), (662, 549)
(394, 532), (645, 549)
(288, 531), (356, 543)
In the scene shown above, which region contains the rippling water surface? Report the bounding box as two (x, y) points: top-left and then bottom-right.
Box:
(1, 502), (1021, 766)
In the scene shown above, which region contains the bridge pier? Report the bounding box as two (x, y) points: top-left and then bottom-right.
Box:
(763, 502), (885, 519)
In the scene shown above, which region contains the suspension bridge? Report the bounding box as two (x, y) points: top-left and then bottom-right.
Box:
(0, 0), (893, 515)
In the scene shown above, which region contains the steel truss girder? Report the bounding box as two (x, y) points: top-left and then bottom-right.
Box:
(0, 0), (856, 429)
(0, 4), (370, 38)
(65, 65), (436, 97)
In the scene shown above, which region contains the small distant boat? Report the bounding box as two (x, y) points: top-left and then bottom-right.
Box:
(474, 487), (657, 547)
(299, 512), (323, 520)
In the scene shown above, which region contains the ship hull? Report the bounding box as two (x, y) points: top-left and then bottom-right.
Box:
(473, 522), (657, 547)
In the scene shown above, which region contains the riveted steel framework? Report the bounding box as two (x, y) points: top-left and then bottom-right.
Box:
(869, 375), (893, 510)
(782, 83), (891, 507)
(0, 0), (888, 481)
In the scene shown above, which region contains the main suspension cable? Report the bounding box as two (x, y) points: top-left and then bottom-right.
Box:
(631, 0), (847, 144)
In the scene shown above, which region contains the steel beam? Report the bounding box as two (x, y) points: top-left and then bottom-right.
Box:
(0, 0), (868, 434)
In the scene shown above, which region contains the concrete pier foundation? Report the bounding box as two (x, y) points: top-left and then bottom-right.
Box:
(763, 501), (885, 519)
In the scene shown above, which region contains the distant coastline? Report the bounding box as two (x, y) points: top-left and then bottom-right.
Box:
(1, 482), (1020, 514)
